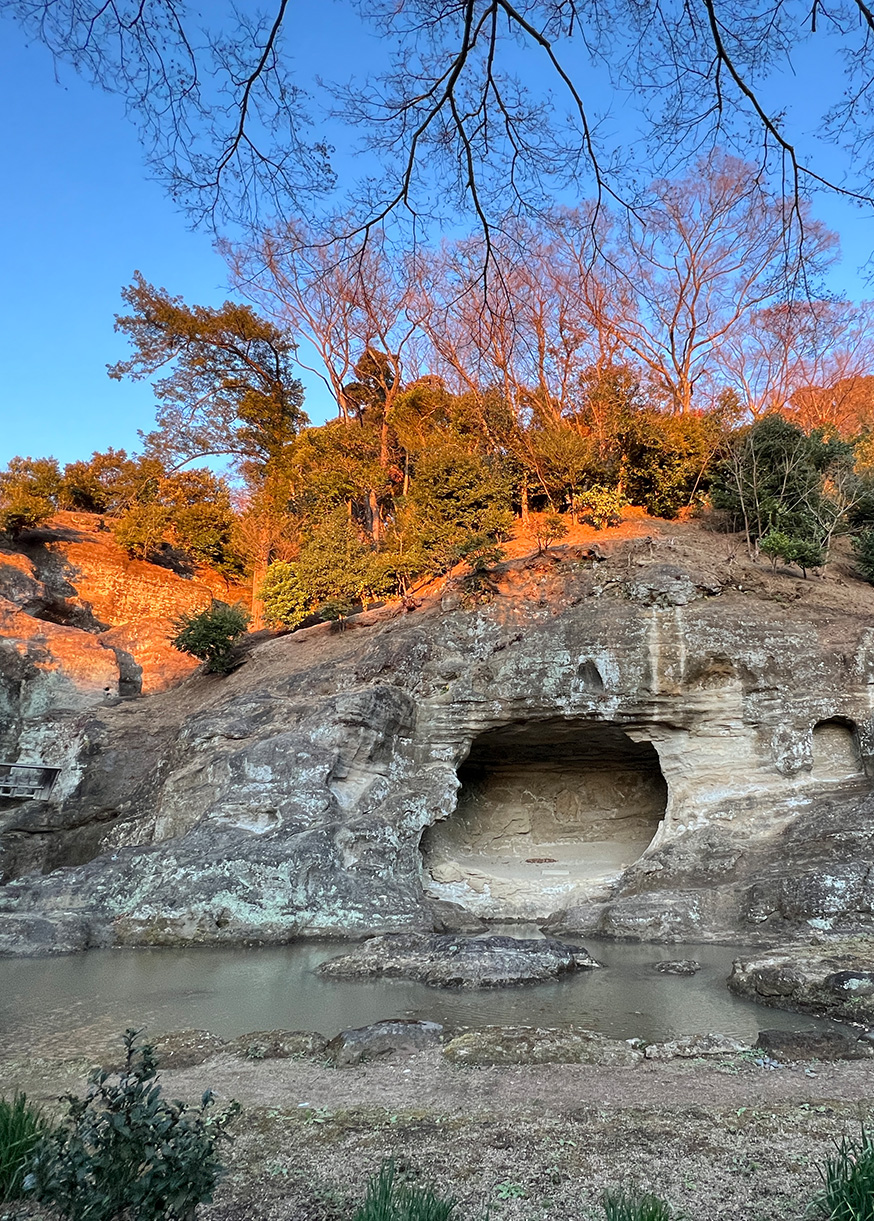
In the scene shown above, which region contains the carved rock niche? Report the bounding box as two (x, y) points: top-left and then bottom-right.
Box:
(421, 718), (667, 920)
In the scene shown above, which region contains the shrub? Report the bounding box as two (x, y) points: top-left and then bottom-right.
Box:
(601, 1187), (675, 1221)
(578, 485), (626, 530)
(0, 1092), (49, 1202)
(353, 1160), (460, 1221)
(812, 1123), (874, 1221)
(0, 492), (55, 537)
(113, 503), (174, 560)
(259, 561), (311, 628)
(854, 529), (874, 583)
(25, 1029), (238, 1221)
(170, 601), (249, 673)
(534, 511), (569, 555)
(759, 529), (824, 577)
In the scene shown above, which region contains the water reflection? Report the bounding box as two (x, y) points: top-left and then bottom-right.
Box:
(0, 938), (831, 1053)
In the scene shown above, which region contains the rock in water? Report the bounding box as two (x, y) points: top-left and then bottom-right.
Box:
(316, 932), (600, 988)
(654, 959), (701, 975)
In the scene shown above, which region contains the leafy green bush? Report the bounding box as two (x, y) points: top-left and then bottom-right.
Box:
(0, 1092), (49, 1202)
(0, 491), (55, 537)
(259, 561), (311, 629)
(853, 529), (874, 584)
(534, 511), (569, 554)
(601, 1186), (676, 1221)
(170, 601), (249, 672)
(578, 486), (627, 530)
(112, 502), (174, 560)
(353, 1160), (460, 1221)
(812, 1123), (874, 1221)
(25, 1029), (238, 1221)
(759, 529), (824, 577)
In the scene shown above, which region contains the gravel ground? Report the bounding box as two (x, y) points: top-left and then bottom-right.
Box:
(3, 1044), (874, 1220)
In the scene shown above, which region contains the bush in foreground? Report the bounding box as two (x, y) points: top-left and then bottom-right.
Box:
(26, 1028), (239, 1221)
(170, 601), (249, 673)
(0, 1091), (49, 1202)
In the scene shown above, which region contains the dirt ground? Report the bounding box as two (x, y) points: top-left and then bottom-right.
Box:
(3, 1041), (874, 1221)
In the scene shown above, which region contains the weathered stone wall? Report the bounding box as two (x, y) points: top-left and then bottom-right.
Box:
(2, 539), (874, 954)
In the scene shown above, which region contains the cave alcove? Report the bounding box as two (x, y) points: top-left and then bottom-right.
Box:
(811, 717), (864, 780)
(421, 718), (668, 918)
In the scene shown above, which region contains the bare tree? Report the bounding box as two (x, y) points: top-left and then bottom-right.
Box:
(609, 155), (837, 413)
(7, 2), (874, 241)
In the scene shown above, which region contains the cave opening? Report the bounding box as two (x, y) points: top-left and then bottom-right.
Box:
(811, 717), (864, 780)
(421, 718), (668, 919)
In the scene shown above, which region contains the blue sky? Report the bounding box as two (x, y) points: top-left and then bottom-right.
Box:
(1, 9), (873, 470)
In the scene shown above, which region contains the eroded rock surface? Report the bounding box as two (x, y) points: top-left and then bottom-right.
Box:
(316, 933), (600, 987)
(326, 1019), (444, 1066)
(3, 527), (874, 954)
(442, 1025), (643, 1066)
(728, 942), (874, 1023)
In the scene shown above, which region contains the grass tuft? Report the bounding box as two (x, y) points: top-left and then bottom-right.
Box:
(353, 1160), (461, 1221)
(602, 1186), (676, 1221)
(814, 1123), (874, 1220)
(0, 1092), (49, 1202)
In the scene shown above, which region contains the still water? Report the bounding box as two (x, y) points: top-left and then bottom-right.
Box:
(0, 938), (833, 1051)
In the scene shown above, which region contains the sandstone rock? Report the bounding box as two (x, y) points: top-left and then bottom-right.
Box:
(316, 933), (600, 988)
(755, 1028), (874, 1061)
(326, 1019), (444, 1067)
(4, 530), (874, 953)
(442, 1026), (644, 1066)
(654, 959), (701, 975)
(643, 1033), (749, 1060)
(728, 943), (874, 1022)
(225, 1030), (329, 1060)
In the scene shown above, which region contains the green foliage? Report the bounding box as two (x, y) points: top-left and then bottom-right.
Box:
(59, 449), (142, 514)
(259, 561), (310, 628)
(534, 511), (569, 554)
(113, 273), (307, 483)
(759, 529), (824, 576)
(0, 456), (62, 537)
(812, 1123), (874, 1220)
(25, 1029), (238, 1221)
(113, 503), (174, 560)
(0, 1092), (49, 1203)
(404, 443), (514, 575)
(578, 486), (627, 530)
(621, 410), (722, 519)
(352, 1159), (460, 1221)
(711, 415), (848, 544)
(601, 1186), (676, 1221)
(853, 529), (874, 583)
(170, 601), (249, 672)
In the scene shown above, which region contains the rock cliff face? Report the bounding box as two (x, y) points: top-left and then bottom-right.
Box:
(2, 525), (874, 954)
(0, 513), (247, 882)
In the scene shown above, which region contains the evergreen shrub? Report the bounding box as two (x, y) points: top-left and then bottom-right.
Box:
(170, 601), (249, 672)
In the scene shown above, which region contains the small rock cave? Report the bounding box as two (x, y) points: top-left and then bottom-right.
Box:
(421, 718), (668, 919)
(811, 717), (865, 780)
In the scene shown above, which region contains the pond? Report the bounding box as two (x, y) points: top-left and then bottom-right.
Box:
(0, 937), (835, 1056)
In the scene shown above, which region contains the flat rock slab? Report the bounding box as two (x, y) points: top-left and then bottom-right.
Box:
(443, 1025), (643, 1066)
(644, 1034), (749, 1061)
(756, 1029), (874, 1061)
(225, 1030), (329, 1061)
(316, 932), (601, 988)
(327, 1019), (444, 1067)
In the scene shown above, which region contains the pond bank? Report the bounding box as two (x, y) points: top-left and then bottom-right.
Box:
(3, 1042), (874, 1221)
